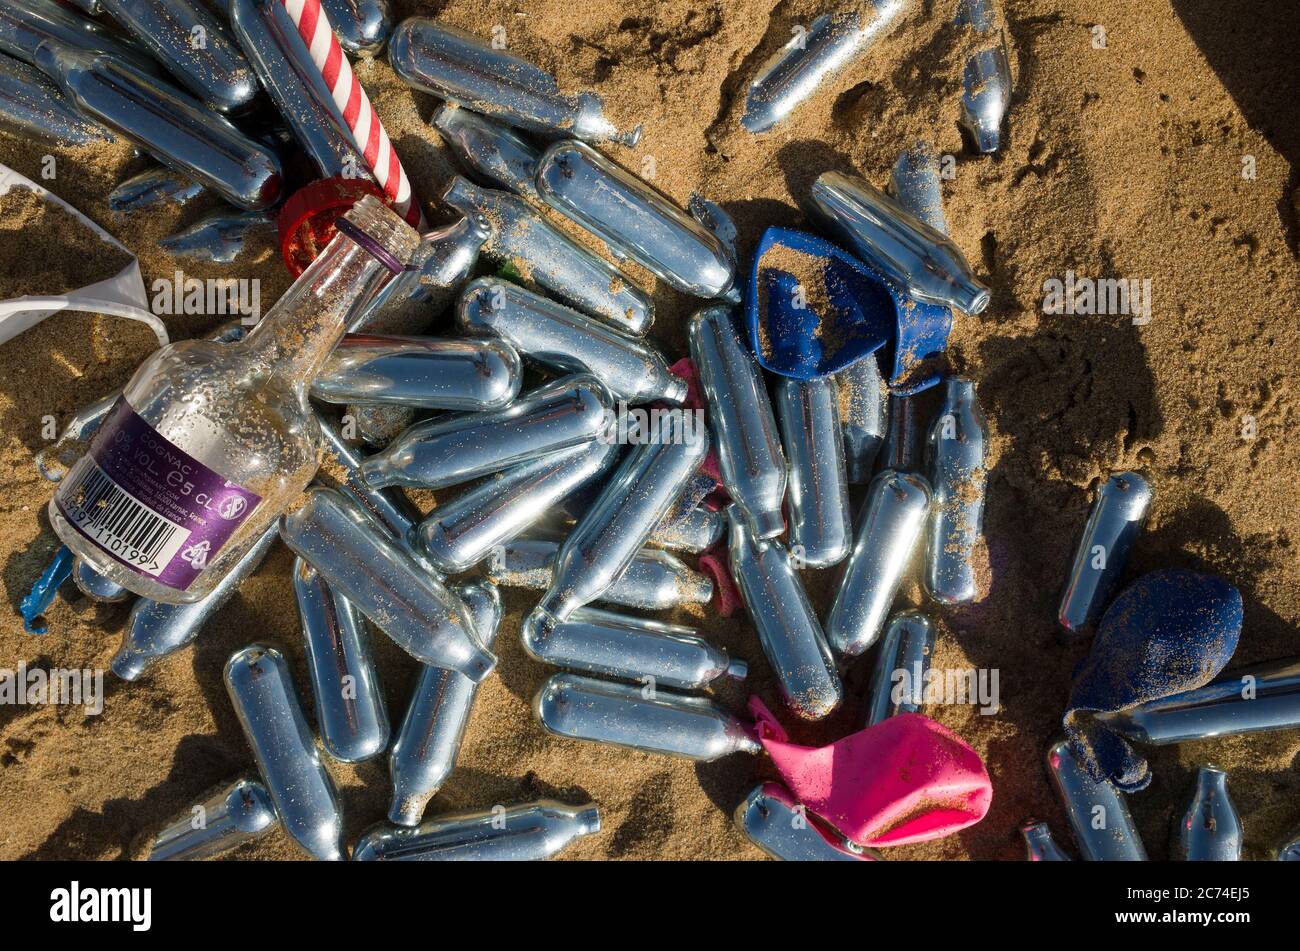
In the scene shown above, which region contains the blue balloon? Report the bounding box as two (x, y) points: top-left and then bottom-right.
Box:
(1064, 568), (1243, 791)
(745, 225), (950, 390)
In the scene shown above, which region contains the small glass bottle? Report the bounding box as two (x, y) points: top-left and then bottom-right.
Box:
(50, 196), (420, 604)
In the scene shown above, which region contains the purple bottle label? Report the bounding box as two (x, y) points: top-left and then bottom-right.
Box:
(55, 400), (261, 592)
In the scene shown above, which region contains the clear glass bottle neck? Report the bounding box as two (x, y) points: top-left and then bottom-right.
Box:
(238, 233), (394, 385)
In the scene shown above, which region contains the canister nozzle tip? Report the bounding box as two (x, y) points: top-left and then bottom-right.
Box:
(664, 376), (689, 406)
(110, 651), (146, 682)
(750, 508), (786, 540)
(961, 285), (992, 315)
(576, 806), (601, 835)
(388, 799), (423, 828)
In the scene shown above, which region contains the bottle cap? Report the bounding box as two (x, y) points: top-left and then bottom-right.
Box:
(277, 178), (388, 277)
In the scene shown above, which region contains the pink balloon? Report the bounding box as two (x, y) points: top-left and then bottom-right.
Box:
(749, 699), (992, 848)
(698, 549), (742, 617)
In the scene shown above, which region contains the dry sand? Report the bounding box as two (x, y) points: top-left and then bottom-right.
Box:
(0, 0), (1298, 860)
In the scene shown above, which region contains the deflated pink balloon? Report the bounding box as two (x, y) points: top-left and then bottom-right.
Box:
(698, 549), (742, 617)
(749, 698), (992, 847)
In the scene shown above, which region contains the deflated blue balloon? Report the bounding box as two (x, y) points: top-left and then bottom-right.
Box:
(19, 544), (74, 635)
(746, 226), (949, 389)
(1064, 568), (1243, 791)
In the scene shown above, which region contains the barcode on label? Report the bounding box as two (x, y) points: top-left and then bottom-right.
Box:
(63, 463), (190, 576)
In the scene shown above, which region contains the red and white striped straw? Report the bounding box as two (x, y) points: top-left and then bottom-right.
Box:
(280, 0), (426, 228)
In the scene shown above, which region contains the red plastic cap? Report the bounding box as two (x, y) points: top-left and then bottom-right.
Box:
(277, 177), (387, 277)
